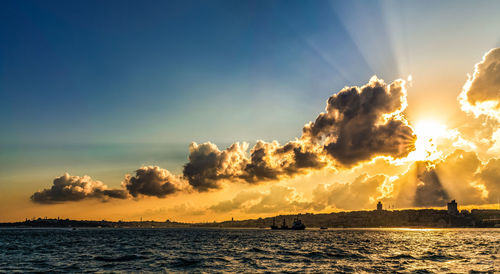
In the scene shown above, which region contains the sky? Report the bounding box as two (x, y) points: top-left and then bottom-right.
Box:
(1, 0), (500, 222)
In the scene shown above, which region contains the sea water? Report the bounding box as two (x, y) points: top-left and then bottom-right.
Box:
(0, 228), (498, 273)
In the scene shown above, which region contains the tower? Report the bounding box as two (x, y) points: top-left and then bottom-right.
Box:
(447, 200), (458, 215)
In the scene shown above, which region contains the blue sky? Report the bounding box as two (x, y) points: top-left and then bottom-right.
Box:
(1, 0), (396, 146)
(1, 0), (500, 221)
(2, 0), (499, 147)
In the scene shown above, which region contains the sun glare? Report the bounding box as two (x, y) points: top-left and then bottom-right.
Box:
(408, 120), (447, 161)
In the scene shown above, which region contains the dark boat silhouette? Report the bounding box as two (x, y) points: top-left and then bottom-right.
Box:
(270, 216), (305, 230)
(320, 227), (328, 230)
(291, 217), (305, 230)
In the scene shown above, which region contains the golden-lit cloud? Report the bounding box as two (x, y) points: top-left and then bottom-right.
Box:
(183, 140), (327, 191)
(312, 174), (388, 210)
(209, 185), (312, 214)
(301, 76), (415, 166)
(475, 158), (500, 203)
(459, 48), (500, 120)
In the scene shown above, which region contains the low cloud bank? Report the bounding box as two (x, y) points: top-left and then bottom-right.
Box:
(31, 173), (127, 204)
(210, 147), (500, 212)
(390, 150), (499, 209)
(312, 174), (387, 211)
(32, 166), (185, 203)
(209, 185), (313, 214)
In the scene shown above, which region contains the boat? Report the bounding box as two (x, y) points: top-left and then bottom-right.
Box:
(291, 217), (305, 230)
(320, 227), (328, 230)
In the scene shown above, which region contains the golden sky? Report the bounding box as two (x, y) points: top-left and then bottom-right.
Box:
(2, 48), (499, 223)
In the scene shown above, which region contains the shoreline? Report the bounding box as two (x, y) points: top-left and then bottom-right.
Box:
(2, 208), (499, 229)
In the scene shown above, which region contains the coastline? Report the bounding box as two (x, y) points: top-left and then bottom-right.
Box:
(2, 208), (499, 229)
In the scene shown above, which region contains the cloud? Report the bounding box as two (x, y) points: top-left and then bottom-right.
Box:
(31, 167), (184, 203)
(390, 149), (497, 208)
(140, 204), (206, 219)
(312, 174), (388, 211)
(183, 77), (415, 191)
(212, 147), (500, 213)
(245, 186), (313, 213)
(475, 158), (500, 203)
(454, 48), (500, 158)
(209, 185), (313, 214)
(122, 166), (185, 198)
(241, 140), (327, 182)
(413, 162), (449, 207)
(183, 140), (328, 191)
(432, 150), (485, 205)
(209, 190), (262, 213)
(459, 48), (500, 120)
(31, 173), (127, 204)
(302, 76), (416, 166)
(308, 149), (495, 210)
(183, 142), (249, 191)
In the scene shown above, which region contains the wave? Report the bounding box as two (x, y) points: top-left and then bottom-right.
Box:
(94, 254), (145, 262)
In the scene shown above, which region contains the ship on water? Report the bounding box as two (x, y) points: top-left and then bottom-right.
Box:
(270, 216), (306, 230)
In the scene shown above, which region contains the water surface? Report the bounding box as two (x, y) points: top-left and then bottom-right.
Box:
(0, 228), (498, 272)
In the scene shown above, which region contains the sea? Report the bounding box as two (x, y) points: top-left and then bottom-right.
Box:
(0, 228), (498, 273)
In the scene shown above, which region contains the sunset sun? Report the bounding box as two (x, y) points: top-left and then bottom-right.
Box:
(409, 120), (448, 161)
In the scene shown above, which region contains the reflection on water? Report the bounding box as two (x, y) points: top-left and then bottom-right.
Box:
(0, 228), (498, 272)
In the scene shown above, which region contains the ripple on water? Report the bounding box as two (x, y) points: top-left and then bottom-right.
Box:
(386, 253), (416, 260)
(94, 254), (145, 262)
(419, 251), (458, 262)
(170, 257), (201, 268)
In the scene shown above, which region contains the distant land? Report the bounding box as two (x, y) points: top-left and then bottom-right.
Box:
(1, 208), (499, 229)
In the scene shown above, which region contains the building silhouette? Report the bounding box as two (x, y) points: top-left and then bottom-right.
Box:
(377, 201), (383, 211)
(447, 200), (459, 215)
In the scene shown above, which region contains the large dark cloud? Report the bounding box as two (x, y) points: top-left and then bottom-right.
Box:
(123, 166), (184, 198)
(303, 76), (416, 166)
(182, 77), (415, 191)
(31, 173), (127, 204)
